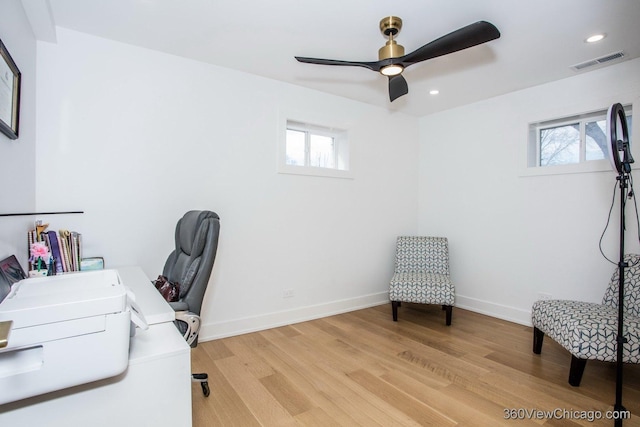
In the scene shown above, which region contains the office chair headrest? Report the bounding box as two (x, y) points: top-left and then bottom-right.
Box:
(172, 210), (220, 296)
(178, 211), (219, 256)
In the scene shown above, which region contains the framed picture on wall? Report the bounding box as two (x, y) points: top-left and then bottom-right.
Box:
(0, 39), (21, 140)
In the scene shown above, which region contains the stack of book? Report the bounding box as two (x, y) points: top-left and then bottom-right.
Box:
(27, 228), (83, 274)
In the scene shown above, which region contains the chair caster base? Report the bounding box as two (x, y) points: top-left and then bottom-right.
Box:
(201, 381), (210, 397)
(192, 373), (210, 397)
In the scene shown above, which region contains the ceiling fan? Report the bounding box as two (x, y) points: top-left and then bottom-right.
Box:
(295, 17), (500, 102)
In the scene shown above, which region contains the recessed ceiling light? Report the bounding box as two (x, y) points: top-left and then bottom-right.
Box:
(429, 89), (439, 95)
(586, 33), (606, 43)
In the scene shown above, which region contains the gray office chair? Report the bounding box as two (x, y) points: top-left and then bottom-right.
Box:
(162, 210), (220, 397)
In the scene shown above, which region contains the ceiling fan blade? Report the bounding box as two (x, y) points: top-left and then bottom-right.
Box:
(295, 20), (499, 102)
(401, 21), (500, 66)
(295, 56), (382, 72)
(389, 75), (408, 102)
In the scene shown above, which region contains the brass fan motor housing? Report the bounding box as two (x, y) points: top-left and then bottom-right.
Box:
(378, 16), (405, 60)
(378, 40), (405, 60)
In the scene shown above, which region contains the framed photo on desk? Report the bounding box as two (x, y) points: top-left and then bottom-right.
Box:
(0, 255), (26, 284)
(0, 38), (21, 140)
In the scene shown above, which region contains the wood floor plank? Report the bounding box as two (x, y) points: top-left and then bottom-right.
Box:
(199, 337), (234, 360)
(311, 358), (427, 426)
(263, 328), (426, 426)
(268, 329), (424, 426)
(215, 355), (299, 426)
(260, 371), (314, 416)
(348, 306), (492, 358)
(253, 343), (374, 426)
(322, 312), (485, 377)
(294, 406), (344, 427)
(190, 347), (260, 427)
(437, 383), (543, 427)
(192, 305), (640, 426)
(220, 336), (277, 379)
(378, 368), (512, 427)
(347, 368), (457, 426)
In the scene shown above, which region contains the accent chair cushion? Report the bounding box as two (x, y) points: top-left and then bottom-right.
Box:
(389, 272), (455, 305)
(532, 299), (640, 363)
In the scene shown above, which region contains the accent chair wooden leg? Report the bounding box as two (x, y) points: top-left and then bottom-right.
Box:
(533, 327), (544, 354)
(569, 356), (587, 387)
(392, 301), (399, 321)
(444, 305), (452, 326)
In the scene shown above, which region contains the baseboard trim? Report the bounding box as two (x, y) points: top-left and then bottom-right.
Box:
(199, 292), (390, 341)
(455, 295), (532, 326)
(199, 293), (532, 341)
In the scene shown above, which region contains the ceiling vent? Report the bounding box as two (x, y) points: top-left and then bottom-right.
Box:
(571, 51), (624, 71)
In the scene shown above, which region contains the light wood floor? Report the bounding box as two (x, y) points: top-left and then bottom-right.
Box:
(190, 304), (640, 426)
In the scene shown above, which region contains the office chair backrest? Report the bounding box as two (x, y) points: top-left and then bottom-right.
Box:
(162, 210), (220, 316)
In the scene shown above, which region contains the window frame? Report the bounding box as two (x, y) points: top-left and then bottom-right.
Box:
(523, 103), (635, 176)
(278, 119), (352, 179)
(536, 114), (614, 167)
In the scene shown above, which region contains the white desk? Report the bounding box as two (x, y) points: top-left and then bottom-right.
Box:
(0, 266), (192, 426)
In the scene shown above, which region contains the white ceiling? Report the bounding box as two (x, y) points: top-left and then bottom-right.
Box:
(23, 0), (640, 116)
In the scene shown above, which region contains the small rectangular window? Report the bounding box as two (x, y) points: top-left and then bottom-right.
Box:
(539, 122), (580, 166)
(529, 106), (632, 169)
(585, 119), (607, 161)
(309, 134), (336, 168)
(285, 129), (306, 166)
(279, 120), (351, 178)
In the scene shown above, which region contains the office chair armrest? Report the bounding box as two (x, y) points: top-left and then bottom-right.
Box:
(169, 301), (189, 311)
(174, 311), (201, 346)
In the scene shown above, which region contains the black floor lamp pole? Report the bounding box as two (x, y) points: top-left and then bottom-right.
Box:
(614, 172), (628, 427)
(607, 102), (632, 426)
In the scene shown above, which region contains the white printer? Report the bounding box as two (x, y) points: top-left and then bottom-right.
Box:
(0, 269), (148, 405)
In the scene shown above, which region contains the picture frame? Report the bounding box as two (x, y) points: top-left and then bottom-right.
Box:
(0, 39), (21, 140)
(0, 255), (26, 284)
(80, 257), (105, 271)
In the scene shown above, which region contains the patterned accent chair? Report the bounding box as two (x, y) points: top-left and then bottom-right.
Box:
(389, 236), (455, 325)
(531, 254), (640, 386)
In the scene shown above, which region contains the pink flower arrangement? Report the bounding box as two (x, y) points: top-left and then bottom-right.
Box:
(30, 242), (50, 259)
(30, 242), (51, 271)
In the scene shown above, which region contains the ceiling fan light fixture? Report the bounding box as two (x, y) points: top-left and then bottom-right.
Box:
(380, 64), (404, 76)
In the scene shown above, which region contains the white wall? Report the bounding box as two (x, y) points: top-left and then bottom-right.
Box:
(418, 58), (640, 325)
(0, 0), (38, 265)
(34, 28), (419, 339)
(7, 5), (638, 340)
